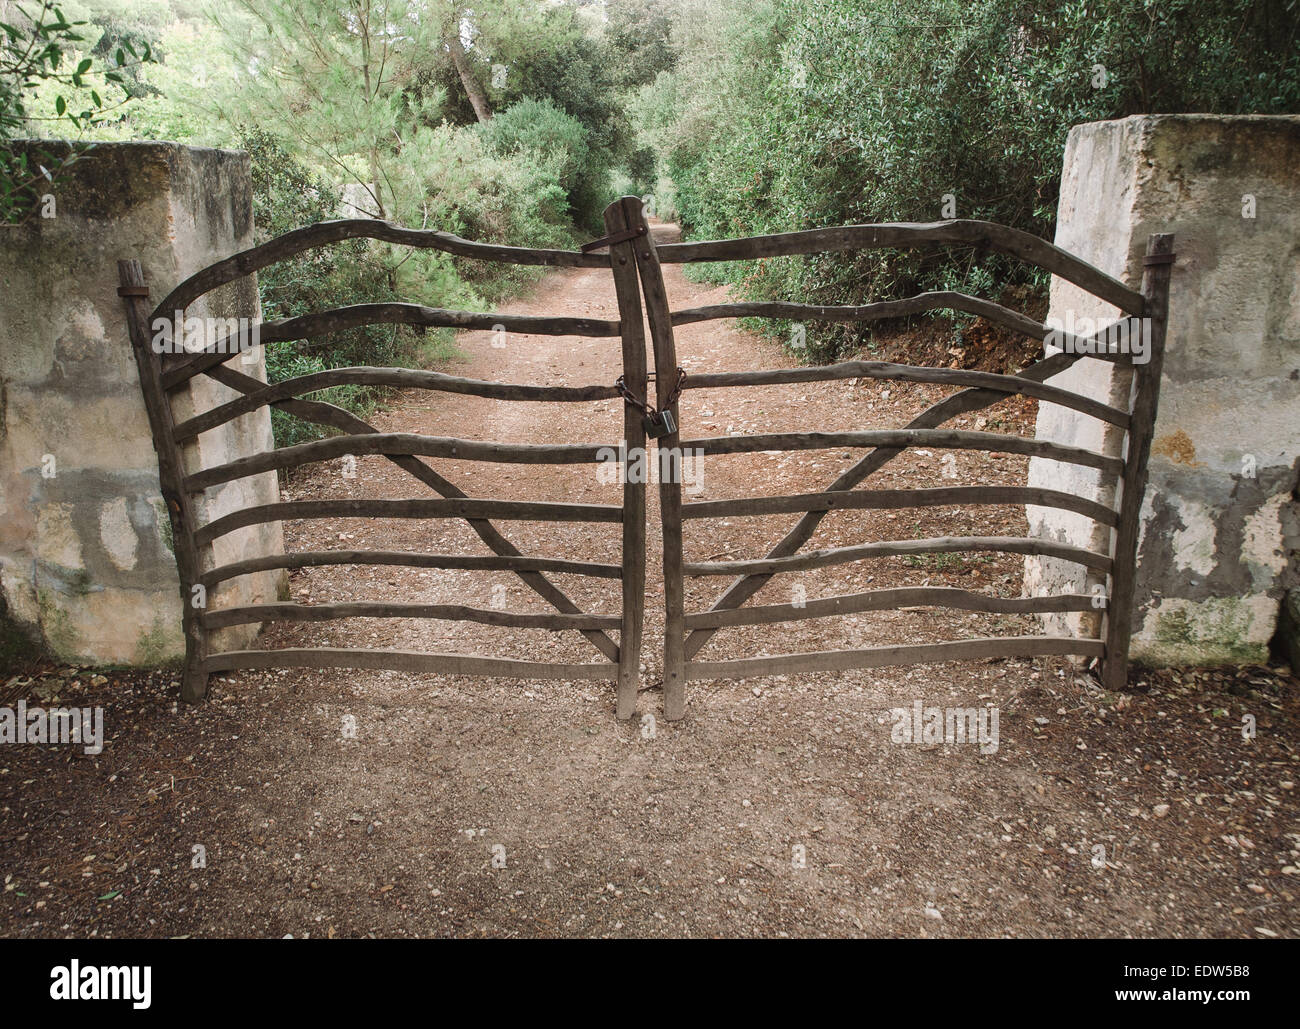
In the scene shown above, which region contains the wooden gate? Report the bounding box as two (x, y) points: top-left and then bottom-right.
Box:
(123, 195), (1170, 723)
(623, 206), (1173, 720)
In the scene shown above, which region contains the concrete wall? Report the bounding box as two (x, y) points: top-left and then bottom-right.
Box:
(0, 141), (285, 666)
(1026, 115), (1300, 665)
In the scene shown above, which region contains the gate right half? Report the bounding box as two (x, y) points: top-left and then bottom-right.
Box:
(632, 214), (1174, 719)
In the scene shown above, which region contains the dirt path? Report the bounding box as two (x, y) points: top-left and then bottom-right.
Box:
(3, 225), (1297, 938)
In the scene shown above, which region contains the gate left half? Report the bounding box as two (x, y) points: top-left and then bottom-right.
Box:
(117, 197), (651, 717)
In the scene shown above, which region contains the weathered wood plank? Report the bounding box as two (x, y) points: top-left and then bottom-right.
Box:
(657, 220), (1144, 314)
(195, 498), (621, 547)
(605, 197), (650, 719)
(682, 587), (1095, 628)
(204, 647), (617, 681)
(174, 367), (621, 441)
(119, 260), (210, 703)
(1103, 234), (1175, 691)
(198, 363), (622, 663)
(684, 535), (1112, 576)
(681, 485), (1119, 527)
(681, 429), (1123, 475)
(683, 360), (1129, 427)
(184, 432), (616, 491)
(672, 291), (1050, 335)
(628, 197), (687, 720)
(202, 602), (620, 630)
(200, 550), (622, 588)
(686, 636), (1106, 680)
(160, 304), (621, 390)
(154, 219), (609, 321)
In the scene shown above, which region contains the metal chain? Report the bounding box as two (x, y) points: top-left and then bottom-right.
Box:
(614, 367), (686, 417)
(614, 374), (654, 417)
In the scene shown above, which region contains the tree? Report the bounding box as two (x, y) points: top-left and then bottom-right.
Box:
(221, 0), (445, 224)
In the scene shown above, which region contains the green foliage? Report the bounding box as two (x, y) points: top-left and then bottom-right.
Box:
(480, 97), (594, 221)
(0, 0), (154, 222)
(656, 0), (1300, 361)
(242, 128), (425, 445)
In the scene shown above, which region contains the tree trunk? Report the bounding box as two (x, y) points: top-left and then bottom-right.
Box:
(446, 33), (492, 123)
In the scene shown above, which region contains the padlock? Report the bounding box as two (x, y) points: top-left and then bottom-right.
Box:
(644, 409), (676, 439)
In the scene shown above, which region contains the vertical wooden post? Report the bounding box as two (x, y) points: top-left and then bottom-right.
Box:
(1101, 233), (1174, 692)
(624, 198), (687, 720)
(118, 260), (210, 702)
(603, 200), (649, 719)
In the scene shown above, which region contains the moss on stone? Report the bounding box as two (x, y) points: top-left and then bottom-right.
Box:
(151, 498), (175, 555)
(1144, 598), (1266, 665)
(36, 588), (80, 661)
(133, 615), (175, 667)
(0, 592), (45, 670)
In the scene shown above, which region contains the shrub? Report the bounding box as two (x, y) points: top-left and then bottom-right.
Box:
(663, 0), (1300, 361)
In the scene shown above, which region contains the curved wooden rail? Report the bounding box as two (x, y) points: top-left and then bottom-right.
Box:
(194, 497), (621, 547)
(199, 550), (622, 588)
(682, 587), (1095, 629)
(672, 291), (1048, 332)
(686, 636), (1106, 681)
(202, 602), (620, 631)
(679, 429), (1123, 475)
(684, 360), (1129, 427)
(186, 432), (616, 491)
(160, 303), (621, 390)
(204, 647), (617, 681)
(174, 367), (621, 441)
(683, 535), (1112, 576)
(657, 220), (1144, 314)
(681, 485), (1118, 527)
(153, 218), (609, 321)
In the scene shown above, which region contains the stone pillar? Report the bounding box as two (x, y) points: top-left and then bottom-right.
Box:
(0, 141), (285, 666)
(1026, 115), (1300, 666)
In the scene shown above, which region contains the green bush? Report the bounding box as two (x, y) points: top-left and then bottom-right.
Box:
(661, 0), (1300, 361)
(479, 97), (610, 231)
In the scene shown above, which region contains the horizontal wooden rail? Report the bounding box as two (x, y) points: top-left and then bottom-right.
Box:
(686, 636), (1106, 680)
(684, 535), (1112, 575)
(204, 647), (618, 681)
(677, 296), (1141, 369)
(194, 498), (621, 546)
(683, 360), (1129, 427)
(656, 220), (1144, 315)
(186, 432), (617, 491)
(197, 363), (622, 662)
(682, 587), (1094, 629)
(679, 430), (1123, 476)
(681, 485), (1118, 527)
(199, 550), (622, 588)
(673, 291), (1048, 333)
(160, 304), (621, 390)
(202, 602), (620, 631)
(153, 219), (609, 321)
(174, 367), (621, 441)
